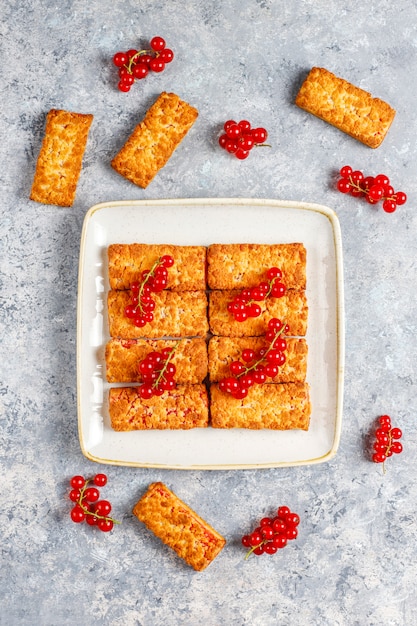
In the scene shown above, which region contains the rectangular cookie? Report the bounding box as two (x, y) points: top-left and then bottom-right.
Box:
(133, 482), (226, 571)
(209, 289), (308, 337)
(109, 384), (209, 431)
(207, 243), (306, 290)
(108, 290), (209, 339)
(208, 336), (308, 384)
(105, 337), (208, 383)
(108, 244), (206, 291)
(111, 92), (198, 188)
(210, 382), (311, 430)
(30, 109), (93, 206)
(295, 67), (395, 148)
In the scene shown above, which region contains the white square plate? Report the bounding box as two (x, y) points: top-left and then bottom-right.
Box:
(77, 198), (344, 469)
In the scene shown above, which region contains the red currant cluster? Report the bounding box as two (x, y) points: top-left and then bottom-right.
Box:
(124, 255), (174, 328)
(137, 344), (180, 399)
(242, 506), (300, 558)
(372, 414), (403, 469)
(219, 318), (288, 399)
(228, 268), (286, 322)
(336, 165), (407, 213)
(113, 36), (174, 92)
(219, 120), (269, 160)
(69, 474), (120, 532)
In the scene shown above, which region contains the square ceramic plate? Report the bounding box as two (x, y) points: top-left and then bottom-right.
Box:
(77, 198), (344, 469)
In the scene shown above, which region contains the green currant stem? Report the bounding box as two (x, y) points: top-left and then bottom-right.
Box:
(237, 324), (286, 378)
(348, 176), (396, 202)
(134, 257), (163, 316)
(126, 49), (152, 73)
(152, 340), (182, 389)
(77, 480), (121, 525)
(245, 539), (267, 560)
(255, 143), (272, 148)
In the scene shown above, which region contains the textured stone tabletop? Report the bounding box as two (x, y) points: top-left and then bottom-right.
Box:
(1, 1), (417, 625)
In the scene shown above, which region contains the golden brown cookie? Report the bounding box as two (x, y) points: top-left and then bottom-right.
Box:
(30, 109), (93, 206)
(295, 67), (395, 148)
(133, 482), (226, 571)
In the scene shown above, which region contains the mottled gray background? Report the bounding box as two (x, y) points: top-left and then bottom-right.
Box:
(1, 1), (417, 625)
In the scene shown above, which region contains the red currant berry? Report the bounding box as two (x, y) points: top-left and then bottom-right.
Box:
(374, 174), (390, 187)
(159, 48), (174, 63)
(286, 527), (298, 540)
(379, 415), (391, 427)
(383, 199), (397, 213)
(249, 531), (262, 547)
(252, 127), (268, 143)
(132, 63), (149, 79)
(253, 545), (264, 555)
(150, 36), (166, 51)
(368, 184), (384, 202)
(238, 120), (251, 132)
(70, 475), (86, 489)
(340, 165), (352, 177)
(235, 148), (250, 160)
(337, 178), (352, 194)
(390, 427), (402, 439)
(219, 134), (228, 149)
(149, 58), (165, 73)
(113, 52), (128, 67)
(230, 361), (245, 376)
(69, 489), (81, 502)
(285, 513), (300, 527)
(261, 525), (274, 540)
(241, 535), (251, 547)
(93, 473), (107, 487)
(391, 441), (403, 454)
(97, 518), (114, 532)
(277, 506), (290, 518)
(85, 514), (99, 526)
(241, 349), (256, 362)
(272, 518), (287, 533)
(264, 542), (278, 555)
(118, 81), (131, 92)
(139, 384), (154, 399)
(272, 534), (288, 549)
(395, 191), (407, 205)
(83, 487), (100, 503)
(225, 139), (238, 154)
(372, 452), (386, 463)
(94, 500), (112, 517)
(70, 505), (86, 523)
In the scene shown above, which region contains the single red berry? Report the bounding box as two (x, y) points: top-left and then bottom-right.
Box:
(391, 441), (403, 454)
(93, 473), (107, 487)
(85, 514), (99, 526)
(368, 184), (384, 202)
(241, 535), (251, 547)
(264, 543), (278, 555)
(70, 475), (85, 489)
(372, 451), (386, 463)
(379, 415), (391, 427)
(383, 199), (397, 213)
(374, 174), (390, 187)
(132, 63), (149, 79)
(390, 427), (402, 439)
(69, 489), (81, 502)
(94, 500), (112, 516)
(340, 165), (352, 177)
(277, 506), (290, 518)
(83, 487), (100, 503)
(149, 58), (165, 73)
(113, 51), (128, 67)
(97, 518), (114, 532)
(118, 81), (131, 92)
(395, 191), (407, 205)
(70, 505), (86, 523)
(150, 36), (166, 51)
(249, 531), (262, 547)
(272, 534), (288, 548)
(337, 179), (351, 194)
(285, 513), (300, 527)
(159, 48), (174, 63)
(286, 527), (298, 540)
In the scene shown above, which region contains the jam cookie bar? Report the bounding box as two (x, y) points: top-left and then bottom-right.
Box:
(207, 243), (306, 290)
(30, 109), (93, 207)
(108, 290), (209, 339)
(108, 244), (206, 291)
(209, 289), (308, 337)
(109, 384), (209, 431)
(111, 92), (198, 188)
(133, 482), (226, 571)
(210, 382), (311, 430)
(208, 336), (308, 384)
(105, 337), (208, 383)
(295, 67), (395, 148)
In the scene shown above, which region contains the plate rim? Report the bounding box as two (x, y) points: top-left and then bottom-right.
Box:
(77, 197), (345, 470)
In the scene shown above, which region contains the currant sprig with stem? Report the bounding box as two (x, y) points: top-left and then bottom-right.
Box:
(69, 475), (121, 532)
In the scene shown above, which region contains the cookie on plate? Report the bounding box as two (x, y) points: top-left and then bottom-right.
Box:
(209, 289), (308, 337)
(108, 289), (209, 339)
(109, 384), (209, 431)
(207, 243), (306, 290)
(208, 336), (308, 384)
(108, 243), (206, 291)
(105, 337), (208, 383)
(210, 382), (311, 430)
